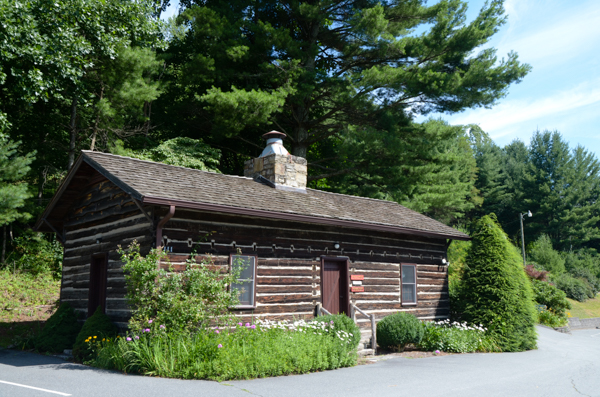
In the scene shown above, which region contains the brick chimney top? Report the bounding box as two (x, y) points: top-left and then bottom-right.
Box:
(244, 130), (307, 192)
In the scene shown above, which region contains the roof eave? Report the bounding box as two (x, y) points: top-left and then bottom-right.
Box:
(142, 196), (470, 241)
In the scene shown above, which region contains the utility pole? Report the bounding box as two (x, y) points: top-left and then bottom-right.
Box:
(519, 211), (532, 267)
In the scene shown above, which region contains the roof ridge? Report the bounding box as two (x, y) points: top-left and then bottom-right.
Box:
(306, 187), (401, 206)
(81, 150), (252, 180)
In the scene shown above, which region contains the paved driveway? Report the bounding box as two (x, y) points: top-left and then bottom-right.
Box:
(1, 326), (599, 397)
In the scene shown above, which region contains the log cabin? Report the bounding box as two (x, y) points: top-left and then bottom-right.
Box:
(35, 131), (469, 349)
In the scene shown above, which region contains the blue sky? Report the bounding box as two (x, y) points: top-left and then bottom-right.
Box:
(163, 0), (600, 158)
(423, 0), (600, 158)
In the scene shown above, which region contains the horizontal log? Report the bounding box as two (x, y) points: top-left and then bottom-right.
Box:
(417, 278), (446, 286)
(350, 293), (399, 301)
(418, 285), (448, 293)
(257, 277), (313, 285)
(257, 268), (313, 276)
(361, 278), (399, 286)
(351, 263), (400, 271)
(252, 304), (315, 314)
(359, 285), (399, 293)
(361, 270), (399, 279)
(256, 285), (313, 294)
(417, 265), (448, 273)
(417, 293), (448, 301)
(257, 294), (315, 304)
(352, 302), (402, 311)
(417, 300), (450, 308)
(417, 271), (447, 280)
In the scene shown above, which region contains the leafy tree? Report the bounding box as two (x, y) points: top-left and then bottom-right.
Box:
(529, 234), (565, 274)
(457, 215), (537, 352)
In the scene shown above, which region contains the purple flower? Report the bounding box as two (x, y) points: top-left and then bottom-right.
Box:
(217, 344), (223, 348)
(215, 330), (220, 334)
(134, 335), (140, 340)
(245, 323), (250, 327)
(126, 337), (132, 341)
(238, 322), (243, 326)
(148, 320), (153, 324)
(435, 350), (440, 354)
(250, 325), (256, 329)
(160, 325), (165, 329)
(330, 321), (334, 325)
(144, 328), (150, 333)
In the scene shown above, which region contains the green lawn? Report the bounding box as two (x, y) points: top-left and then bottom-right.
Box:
(567, 296), (600, 319)
(0, 270), (60, 347)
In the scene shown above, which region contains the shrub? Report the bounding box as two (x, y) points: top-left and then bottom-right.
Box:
(6, 231), (62, 278)
(529, 234), (565, 274)
(525, 264), (549, 281)
(94, 320), (357, 380)
(553, 273), (594, 302)
(32, 303), (81, 353)
(376, 312), (424, 351)
(537, 307), (568, 328)
(73, 306), (118, 362)
(530, 279), (571, 316)
(119, 241), (241, 332)
(447, 237), (471, 307)
(419, 320), (498, 353)
(570, 267), (600, 296)
(457, 215), (537, 352)
(314, 314), (361, 349)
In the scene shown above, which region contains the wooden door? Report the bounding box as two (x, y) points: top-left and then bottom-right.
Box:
(321, 259), (349, 315)
(88, 253), (108, 317)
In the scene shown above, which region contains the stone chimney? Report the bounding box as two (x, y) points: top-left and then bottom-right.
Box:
(244, 131), (307, 192)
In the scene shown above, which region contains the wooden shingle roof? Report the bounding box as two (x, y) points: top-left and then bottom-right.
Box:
(36, 151), (469, 241)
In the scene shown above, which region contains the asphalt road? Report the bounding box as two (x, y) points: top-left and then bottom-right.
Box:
(0, 326), (599, 397)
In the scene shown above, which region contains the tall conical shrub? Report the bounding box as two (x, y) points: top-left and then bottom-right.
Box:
(458, 215), (537, 352)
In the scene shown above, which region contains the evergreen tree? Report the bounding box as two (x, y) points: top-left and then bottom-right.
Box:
(458, 215), (537, 352)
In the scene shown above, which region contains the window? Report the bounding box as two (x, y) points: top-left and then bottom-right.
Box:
(401, 264), (417, 305)
(230, 254), (257, 308)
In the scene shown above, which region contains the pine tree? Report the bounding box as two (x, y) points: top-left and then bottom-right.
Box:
(458, 215), (537, 352)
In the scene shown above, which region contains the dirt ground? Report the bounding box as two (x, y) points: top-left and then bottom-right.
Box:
(358, 347), (452, 364)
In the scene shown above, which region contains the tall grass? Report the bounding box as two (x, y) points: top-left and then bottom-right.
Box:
(419, 320), (499, 353)
(93, 320), (357, 380)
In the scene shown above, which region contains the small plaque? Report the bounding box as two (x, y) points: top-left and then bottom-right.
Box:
(352, 280), (362, 286)
(351, 286), (365, 292)
(350, 274), (364, 281)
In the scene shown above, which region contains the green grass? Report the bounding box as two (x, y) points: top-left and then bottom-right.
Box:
(567, 296), (600, 319)
(0, 269), (60, 347)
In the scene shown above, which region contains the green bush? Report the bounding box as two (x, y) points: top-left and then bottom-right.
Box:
(6, 231), (62, 278)
(530, 279), (571, 316)
(32, 303), (81, 353)
(553, 273), (594, 302)
(93, 320), (357, 380)
(119, 242), (241, 332)
(457, 215), (537, 352)
(419, 320), (499, 353)
(537, 307), (568, 328)
(73, 306), (118, 362)
(570, 267), (600, 296)
(376, 312), (424, 351)
(529, 234), (566, 274)
(314, 314), (361, 349)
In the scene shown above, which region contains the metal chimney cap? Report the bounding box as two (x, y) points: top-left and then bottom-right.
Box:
(262, 131), (287, 140)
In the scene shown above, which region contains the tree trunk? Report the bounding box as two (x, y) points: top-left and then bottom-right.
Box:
(90, 86), (104, 151)
(68, 96), (78, 170)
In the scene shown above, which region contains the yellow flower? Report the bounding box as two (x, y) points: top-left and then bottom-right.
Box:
(102, 338), (105, 342)
(93, 336), (97, 339)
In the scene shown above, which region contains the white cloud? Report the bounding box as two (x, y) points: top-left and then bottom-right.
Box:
(448, 78), (600, 139)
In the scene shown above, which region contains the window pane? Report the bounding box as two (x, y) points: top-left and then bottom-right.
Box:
(402, 284), (416, 303)
(233, 280), (254, 306)
(233, 256), (255, 280)
(402, 265), (415, 283)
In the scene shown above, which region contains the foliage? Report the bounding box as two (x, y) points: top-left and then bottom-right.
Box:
(32, 303), (81, 353)
(530, 280), (571, 317)
(5, 231), (62, 278)
(376, 312), (424, 351)
(529, 234), (565, 274)
(111, 137), (221, 172)
(0, 132), (34, 226)
(93, 320), (356, 380)
(119, 241), (241, 333)
(570, 267), (600, 296)
(314, 314), (361, 350)
(73, 306), (118, 362)
(457, 215), (537, 352)
(552, 273), (595, 302)
(524, 264), (549, 281)
(447, 233), (471, 303)
(537, 307), (568, 328)
(419, 320), (498, 353)
(0, 269), (60, 322)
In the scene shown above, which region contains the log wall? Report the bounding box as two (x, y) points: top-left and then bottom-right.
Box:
(61, 178), (153, 328)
